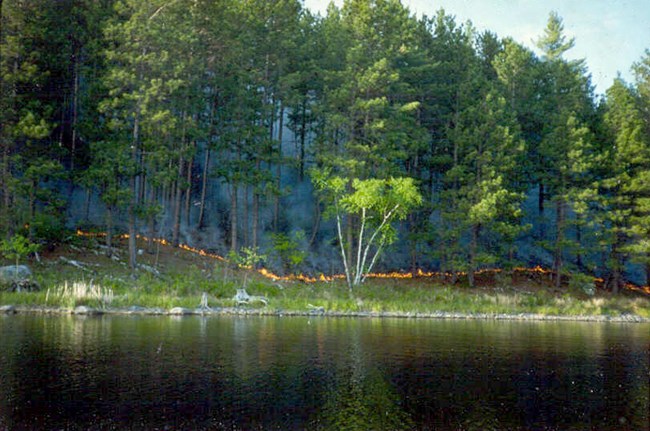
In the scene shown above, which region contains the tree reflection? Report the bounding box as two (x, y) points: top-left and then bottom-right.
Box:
(319, 367), (413, 430)
(460, 402), (503, 431)
(317, 323), (413, 430)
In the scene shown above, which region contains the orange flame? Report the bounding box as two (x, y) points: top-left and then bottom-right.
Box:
(74, 230), (650, 294)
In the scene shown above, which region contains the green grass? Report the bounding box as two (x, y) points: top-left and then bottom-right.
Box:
(1, 253), (649, 318)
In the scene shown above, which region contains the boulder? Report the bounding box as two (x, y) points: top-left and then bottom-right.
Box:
(169, 307), (193, 315)
(0, 265), (39, 292)
(0, 305), (16, 314)
(0, 265), (32, 283)
(73, 306), (103, 315)
(11, 279), (40, 293)
(232, 288), (268, 306)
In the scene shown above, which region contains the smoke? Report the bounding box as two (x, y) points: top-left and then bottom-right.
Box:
(61, 112), (648, 285)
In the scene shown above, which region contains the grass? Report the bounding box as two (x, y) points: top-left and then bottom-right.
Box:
(2, 271), (649, 318)
(0, 235), (649, 319)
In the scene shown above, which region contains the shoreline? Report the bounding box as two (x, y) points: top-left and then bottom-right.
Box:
(1, 304), (649, 323)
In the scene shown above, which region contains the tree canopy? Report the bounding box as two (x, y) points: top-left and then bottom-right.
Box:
(1, 1), (649, 289)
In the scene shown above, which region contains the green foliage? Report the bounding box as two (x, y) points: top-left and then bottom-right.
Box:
(3, 258), (649, 318)
(437, 88), (526, 281)
(227, 247), (267, 269)
(0, 235), (40, 268)
(535, 12), (575, 61)
(567, 273), (596, 296)
(2, 0), (650, 292)
(270, 231), (307, 274)
(313, 168), (422, 288)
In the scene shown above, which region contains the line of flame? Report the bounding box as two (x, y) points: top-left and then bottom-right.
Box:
(75, 230), (650, 295)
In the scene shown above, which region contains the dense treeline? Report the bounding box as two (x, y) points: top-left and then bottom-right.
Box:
(1, 0), (650, 291)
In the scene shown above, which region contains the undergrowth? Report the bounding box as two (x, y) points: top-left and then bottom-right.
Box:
(1, 251), (649, 318)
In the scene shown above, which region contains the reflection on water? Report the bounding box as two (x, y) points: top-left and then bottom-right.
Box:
(0, 315), (648, 430)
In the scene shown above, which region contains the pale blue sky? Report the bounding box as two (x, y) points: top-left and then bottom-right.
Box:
(303, 0), (650, 95)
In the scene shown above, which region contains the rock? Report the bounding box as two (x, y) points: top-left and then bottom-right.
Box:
(307, 304), (325, 315)
(0, 265), (32, 284)
(137, 263), (161, 277)
(0, 305), (16, 314)
(0, 265), (39, 292)
(232, 288), (268, 306)
(73, 305), (102, 315)
(11, 279), (40, 293)
(169, 307), (193, 315)
(146, 308), (165, 315)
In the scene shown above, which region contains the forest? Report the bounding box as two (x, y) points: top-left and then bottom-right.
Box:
(1, 0), (650, 292)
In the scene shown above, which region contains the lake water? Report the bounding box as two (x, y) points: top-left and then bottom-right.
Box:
(0, 315), (648, 430)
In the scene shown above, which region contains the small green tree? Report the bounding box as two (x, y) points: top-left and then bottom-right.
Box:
(1, 234), (40, 270)
(226, 246), (267, 288)
(271, 231), (307, 275)
(312, 169), (422, 289)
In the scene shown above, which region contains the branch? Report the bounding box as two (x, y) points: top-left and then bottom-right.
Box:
(335, 204), (351, 289)
(354, 207), (366, 286)
(358, 204), (399, 282)
(149, 0), (178, 20)
(362, 237), (386, 284)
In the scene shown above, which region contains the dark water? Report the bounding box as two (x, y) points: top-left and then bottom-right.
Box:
(0, 315), (648, 431)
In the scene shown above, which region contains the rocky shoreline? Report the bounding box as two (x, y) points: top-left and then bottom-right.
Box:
(1, 304), (649, 323)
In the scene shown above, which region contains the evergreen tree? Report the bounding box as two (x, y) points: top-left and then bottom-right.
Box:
(0, 0), (66, 239)
(600, 78), (650, 290)
(441, 89), (525, 285)
(534, 12), (596, 287)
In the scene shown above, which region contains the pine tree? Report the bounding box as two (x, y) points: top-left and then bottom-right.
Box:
(0, 0), (63, 238)
(441, 89), (525, 285)
(600, 78), (650, 290)
(534, 12), (596, 287)
(101, 0), (191, 268)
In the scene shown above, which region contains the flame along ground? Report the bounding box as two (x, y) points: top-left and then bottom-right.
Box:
(75, 230), (650, 296)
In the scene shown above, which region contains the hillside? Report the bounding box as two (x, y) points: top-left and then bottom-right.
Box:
(1, 232), (648, 320)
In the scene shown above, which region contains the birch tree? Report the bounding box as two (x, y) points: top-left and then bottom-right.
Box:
(312, 169), (421, 289)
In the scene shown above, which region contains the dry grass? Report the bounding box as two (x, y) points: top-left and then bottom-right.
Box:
(46, 280), (114, 308)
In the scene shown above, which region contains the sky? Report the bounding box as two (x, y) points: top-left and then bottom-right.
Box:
(303, 0), (650, 96)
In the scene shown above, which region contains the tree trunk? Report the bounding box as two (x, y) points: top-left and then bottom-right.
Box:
(137, 152), (146, 207)
(230, 182), (238, 252)
(274, 104), (284, 231)
(28, 180), (36, 240)
(70, 53), (79, 173)
(252, 189), (259, 249)
(251, 158), (262, 248)
(309, 200), (321, 248)
(2, 138), (10, 232)
(147, 184), (156, 254)
(468, 224), (480, 288)
(171, 155), (184, 247)
(106, 205), (113, 258)
(84, 187), (91, 222)
(197, 146), (210, 229)
(299, 98), (307, 181)
(608, 234), (623, 294)
(128, 113), (140, 271)
(58, 94), (66, 150)
(553, 199), (564, 289)
(575, 213), (583, 271)
(538, 182), (545, 239)
(184, 145), (193, 226)
(346, 214), (353, 279)
(242, 185), (249, 247)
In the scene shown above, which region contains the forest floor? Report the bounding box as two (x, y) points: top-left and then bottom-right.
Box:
(1, 233), (649, 321)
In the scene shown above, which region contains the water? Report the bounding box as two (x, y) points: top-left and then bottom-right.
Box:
(0, 315), (648, 430)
